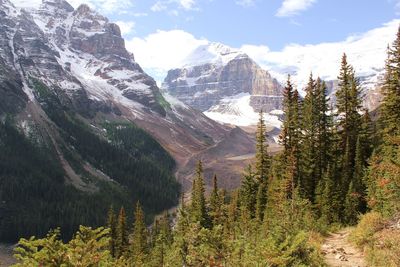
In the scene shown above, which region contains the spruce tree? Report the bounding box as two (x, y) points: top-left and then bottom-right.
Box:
(291, 89), (302, 181)
(115, 207), (128, 258)
(254, 112), (271, 221)
(226, 190), (239, 237)
(172, 195), (189, 266)
(280, 75), (294, 153)
(190, 161), (210, 228)
(209, 174), (222, 226)
(319, 165), (341, 224)
(336, 53), (363, 193)
(255, 111), (271, 183)
(365, 29), (400, 216)
(255, 181), (267, 222)
(301, 73), (318, 201)
(150, 213), (172, 267)
(240, 166), (257, 219)
(315, 78), (331, 183)
(380, 30), (400, 148)
(106, 205), (117, 258)
(131, 202), (147, 265)
(344, 181), (360, 225)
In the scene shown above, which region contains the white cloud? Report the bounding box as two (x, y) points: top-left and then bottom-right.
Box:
(241, 20), (399, 92)
(276, 0), (317, 17)
(151, 0), (197, 13)
(125, 30), (208, 82)
(125, 20), (399, 88)
(115, 21), (135, 36)
(10, 0), (133, 14)
(179, 0), (196, 10)
(151, 1), (167, 12)
(133, 12), (148, 17)
(68, 0), (134, 14)
(235, 0), (255, 7)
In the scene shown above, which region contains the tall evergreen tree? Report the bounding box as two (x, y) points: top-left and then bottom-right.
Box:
(255, 111), (271, 183)
(190, 161), (210, 228)
(291, 89), (302, 183)
(240, 166), (257, 219)
(365, 28), (400, 216)
(115, 207), (128, 258)
(318, 164), (341, 224)
(254, 112), (271, 221)
(131, 202), (147, 265)
(106, 206), (117, 258)
(301, 73), (319, 201)
(315, 78), (331, 183)
(380, 31), (400, 148)
(336, 53), (363, 192)
(209, 174), (223, 226)
(280, 75), (295, 154)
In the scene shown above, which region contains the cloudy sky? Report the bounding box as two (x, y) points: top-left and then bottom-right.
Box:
(10, 0), (400, 83)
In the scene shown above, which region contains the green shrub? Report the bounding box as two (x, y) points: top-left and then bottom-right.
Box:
(350, 211), (384, 247)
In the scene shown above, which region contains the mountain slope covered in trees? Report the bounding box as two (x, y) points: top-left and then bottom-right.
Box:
(10, 23), (400, 267)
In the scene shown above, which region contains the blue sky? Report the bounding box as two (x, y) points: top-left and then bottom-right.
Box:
(105, 0), (399, 50)
(11, 0), (400, 83)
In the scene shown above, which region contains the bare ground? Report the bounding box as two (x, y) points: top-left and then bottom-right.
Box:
(322, 228), (367, 267)
(0, 244), (15, 267)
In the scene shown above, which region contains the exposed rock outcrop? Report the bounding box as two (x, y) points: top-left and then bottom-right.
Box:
(163, 43), (283, 115)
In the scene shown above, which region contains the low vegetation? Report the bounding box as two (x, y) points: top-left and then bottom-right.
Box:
(5, 16), (400, 267)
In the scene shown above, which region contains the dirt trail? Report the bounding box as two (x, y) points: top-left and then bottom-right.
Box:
(0, 244), (15, 267)
(322, 228), (366, 267)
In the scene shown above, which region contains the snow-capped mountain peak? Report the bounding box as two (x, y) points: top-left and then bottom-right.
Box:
(182, 42), (248, 67)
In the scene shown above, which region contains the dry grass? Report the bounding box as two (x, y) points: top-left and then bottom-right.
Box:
(350, 212), (400, 267)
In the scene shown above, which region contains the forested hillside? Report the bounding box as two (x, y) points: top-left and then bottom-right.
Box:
(0, 78), (180, 243)
(7, 17), (400, 267)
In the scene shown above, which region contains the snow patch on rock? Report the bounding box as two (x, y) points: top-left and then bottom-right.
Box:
(204, 93), (282, 128)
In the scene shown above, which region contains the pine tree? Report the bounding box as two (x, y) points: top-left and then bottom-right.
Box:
(380, 30), (400, 148)
(336, 53), (353, 144)
(280, 75), (294, 153)
(254, 112), (271, 222)
(226, 190), (240, 237)
(336, 53), (363, 193)
(284, 148), (298, 200)
(209, 174), (222, 226)
(190, 161), (210, 228)
(359, 110), (373, 163)
(364, 29), (400, 216)
(301, 73), (318, 201)
(344, 181), (360, 225)
(315, 78), (331, 184)
(131, 202), (147, 265)
(240, 166), (257, 219)
(172, 195), (190, 266)
(255, 111), (271, 183)
(150, 213), (172, 267)
(255, 181), (267, 222)
(115, 207), (128, 258)
(106, 205), (117, 258)
(318, 165), (341, 224)
(291, 89), (302, 182)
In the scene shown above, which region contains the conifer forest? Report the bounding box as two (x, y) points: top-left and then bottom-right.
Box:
(6, 25), (400, 267)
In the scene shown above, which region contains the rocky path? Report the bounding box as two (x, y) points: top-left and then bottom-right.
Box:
(0, 244), (15, 266)
(322, 228), (367, 267)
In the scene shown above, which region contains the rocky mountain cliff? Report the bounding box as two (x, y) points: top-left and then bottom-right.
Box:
(0, 0), (257, 241)
(162, 43), (283, 127)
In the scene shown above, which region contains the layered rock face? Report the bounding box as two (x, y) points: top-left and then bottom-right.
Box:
(31, 0), (166, 115)
(163, 43), (283, 115)
(0, 0), (255, 190)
